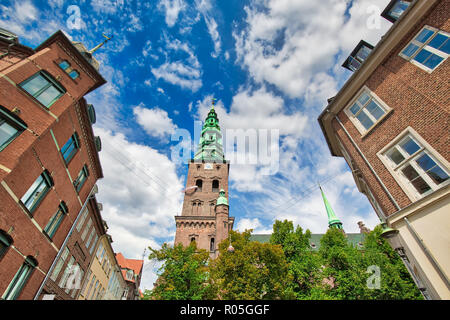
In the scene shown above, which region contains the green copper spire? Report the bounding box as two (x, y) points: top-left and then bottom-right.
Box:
(320, 185), (343, 230)
(216, 189), (228, 206)
(194, 98), (225, 162)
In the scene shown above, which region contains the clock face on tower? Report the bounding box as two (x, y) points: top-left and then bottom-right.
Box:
(204, 163), (213, 170)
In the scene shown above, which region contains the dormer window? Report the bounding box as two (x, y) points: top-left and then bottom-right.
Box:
(126, 269), (134, 281)
(381, 0), (411, 23)
(399, 26), (449, 72)
(342, 40), (374, 72)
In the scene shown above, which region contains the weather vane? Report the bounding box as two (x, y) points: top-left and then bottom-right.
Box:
(89, 33), (113, 54)
(211, 98), (217, 106)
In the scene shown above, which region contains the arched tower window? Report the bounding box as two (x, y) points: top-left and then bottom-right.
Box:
(212, 180), (219, 192)
(191, 237), (196, 243)
(195, 179), (203, 192)
(210, 238), (215, 252)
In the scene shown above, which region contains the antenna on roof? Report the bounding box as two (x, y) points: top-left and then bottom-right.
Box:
(142, 247), (147, 261)
(88, 33), (113, 54)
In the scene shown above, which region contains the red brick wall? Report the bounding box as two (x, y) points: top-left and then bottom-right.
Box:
(333, 0), (449, 216)
(175, 161), (231, 255)
(0, 37), (103, 299)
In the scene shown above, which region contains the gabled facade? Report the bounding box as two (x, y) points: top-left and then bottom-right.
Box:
(115, 252), (143, 300)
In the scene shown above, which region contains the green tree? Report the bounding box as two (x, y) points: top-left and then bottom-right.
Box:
(270, 220), (321, 299)
(316, 226), (423, 300)
(143, 242), (214, 300)
(210, 230), (294, 300)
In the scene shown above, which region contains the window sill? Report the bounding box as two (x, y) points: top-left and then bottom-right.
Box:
(360, 109), (394, 140)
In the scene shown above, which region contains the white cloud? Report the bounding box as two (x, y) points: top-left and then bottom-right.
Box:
(158, 0), (186, 27)
(91, 0), (125, 14)
(235, 218), (272, 234)
(133, 104), (178, 139)
(95, 128), (184, 290)
(195, 0), (221, 58)
(234, 0), (392, 100)
(151, 38), (203, 92)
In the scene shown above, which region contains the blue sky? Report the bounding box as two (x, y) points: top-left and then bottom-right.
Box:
(0, 0), (394, 290)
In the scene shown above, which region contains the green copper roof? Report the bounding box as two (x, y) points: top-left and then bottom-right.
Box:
(194, 100), (225, 162)
(249, 233), (365, 251)
(320, 186), (343, 230)
(216, 189), (228, 206)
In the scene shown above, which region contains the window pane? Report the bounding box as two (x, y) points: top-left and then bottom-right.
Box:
(389, 1), (410, 19)
(402, 43), (419, 58)
(428, 33), (449, 52)
(413, 48), (434, 64)
(365, 100), (385, 120)
(356, 110), (374, 130)
(59, 61), (70, 70)
(416, 153), (436, 172)
(0, 120), (19, 148)
(438, 37), (450, 54)
(45, 208), (65, 238)
(349, 103), (360, 115)
(399, 137), (420, 155)
(427, 166), (449, 185)
(36, 85), (62, 107)
(422, 53), (444, 70)
(61, 136), (77, 162)
(356, 46), (371, 62)
(21, 74), (49, 96)
(4, 264), (32, 300)
(69, 70), (79, 80)
(415, 28), (435, 44)
(21, 175), (48, 212)
(357, 92), (370, 106)
(402, 165), (431, 194)
(387, 147), (405, 165)
(50, 248), (69, 281)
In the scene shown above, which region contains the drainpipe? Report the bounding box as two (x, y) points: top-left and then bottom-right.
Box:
(33, 184), (99, 300)
(404, 217), (450, 291)
(331, 112), (401, 215)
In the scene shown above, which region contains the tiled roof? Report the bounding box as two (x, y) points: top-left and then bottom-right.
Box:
(115, 252), (144, 275)
(249, 233), (366, 251)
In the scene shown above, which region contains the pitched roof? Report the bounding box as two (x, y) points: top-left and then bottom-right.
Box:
(115, 252), (144, 275)
(249, 233), (366, 251)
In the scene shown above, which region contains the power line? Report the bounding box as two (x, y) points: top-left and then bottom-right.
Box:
(268, 171), (343, 215)
(102, 139), (175, 194)
(102, 146), (176, 205)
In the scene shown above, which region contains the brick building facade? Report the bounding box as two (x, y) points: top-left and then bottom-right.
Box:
(0, 29), (107, 300)
(318, 0), (449, 299)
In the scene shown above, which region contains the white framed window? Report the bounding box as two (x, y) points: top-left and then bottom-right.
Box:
(399, 25), (450, 72)
(379, 128), (449, 201)
(344, 86), (391, 135)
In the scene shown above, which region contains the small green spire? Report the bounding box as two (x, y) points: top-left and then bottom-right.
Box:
(319, 185), (343, 230)
(216, 189), (228, 206)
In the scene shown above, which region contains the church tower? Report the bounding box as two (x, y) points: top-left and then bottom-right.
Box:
(174, 100), (234, 259)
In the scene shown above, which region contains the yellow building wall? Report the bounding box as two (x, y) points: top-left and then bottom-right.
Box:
(390, 191), (450, 299)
